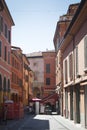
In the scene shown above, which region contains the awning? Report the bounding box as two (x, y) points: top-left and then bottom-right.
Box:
(29, 97), (41, 102)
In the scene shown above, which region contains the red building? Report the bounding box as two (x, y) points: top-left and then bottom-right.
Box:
(0, 0), (14, 103)
(42, 51), (57, 109)
(11, 46), (23, 102)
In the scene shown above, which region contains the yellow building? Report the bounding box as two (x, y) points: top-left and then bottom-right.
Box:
(22, 54), (33, 106)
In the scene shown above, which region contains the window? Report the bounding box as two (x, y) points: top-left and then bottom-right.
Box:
(8, 30), (11, 43)
(12, 57), (14, 66)
(46, 64), (50, 73)
(3, 77), (6, 92)
(46, 78), (50, 85)
(19, 79), (22, 86)
(84, 36), (87, 69)
(0, 16), (3, 33)
(8, 51), (10, 64)
(8, 79), (10, 92)
(76, 46), (78, 74)
(65, 59), (68, 84)
(4, 46), (7, 61)
(69, 53), (73, 81)
(0, 41), (2, 57)
(5, 24), (7, 38)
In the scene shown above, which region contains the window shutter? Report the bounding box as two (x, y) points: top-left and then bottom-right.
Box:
(0, 16), (3, 33)
(84, 36), (87, 68)
(46, 64), (50, 73)
(69, 54), (73, 81)
(65, 60), (68, 84)
(76, 46), (78, 74)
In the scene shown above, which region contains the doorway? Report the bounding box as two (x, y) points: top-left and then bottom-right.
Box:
(85, 86), (87, 128)
(76, 86), (80, 123)
(70, 87), (73, 120)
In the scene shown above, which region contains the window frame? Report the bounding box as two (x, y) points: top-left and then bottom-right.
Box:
(64, 59), (68, 84)
(69, 53), (73, 81)
(46, 78), (50, 85)
(46, 64), (50, 73)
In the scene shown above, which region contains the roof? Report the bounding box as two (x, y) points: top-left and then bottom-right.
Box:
(26, 51), (43, 58)
(53, 3), (79, 45)
(59, 0), (87, 51)
(64, 0), (86, 39)
(2, 0), (15, 25)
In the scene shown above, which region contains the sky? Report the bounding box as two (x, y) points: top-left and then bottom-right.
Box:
(5, 0), (81, 54)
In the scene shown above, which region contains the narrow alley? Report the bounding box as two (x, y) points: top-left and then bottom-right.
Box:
(0, 114), (86, 130)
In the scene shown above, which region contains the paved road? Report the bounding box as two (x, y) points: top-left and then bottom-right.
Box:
(0, 114), (86, 130)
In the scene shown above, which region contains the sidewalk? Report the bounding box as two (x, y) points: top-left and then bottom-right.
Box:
(53, 115), (87, 130)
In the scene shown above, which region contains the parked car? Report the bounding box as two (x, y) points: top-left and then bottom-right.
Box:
(45, 105), (52, 115)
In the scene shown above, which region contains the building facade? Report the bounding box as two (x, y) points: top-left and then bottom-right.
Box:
(53, 3), (79, 116)
(27, 51), (57, 111)
(0, 0), (14, 103)
(27, 52), (44, 98)
(42, 51), (57, 110)
(62, 0), (87, 127)
(22, 54), (33, 106)
(11, 46), (23, 102)
(54, 0), (87, 128)
(42, 51), (56, 97)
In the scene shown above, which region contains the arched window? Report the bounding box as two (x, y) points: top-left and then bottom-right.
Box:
(3, 77), (6, 92)
(0, 74), (2, 91)
(8, 79), (10, 92)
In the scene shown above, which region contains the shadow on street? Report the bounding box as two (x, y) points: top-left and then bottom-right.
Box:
(0, 114), (50, 130)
